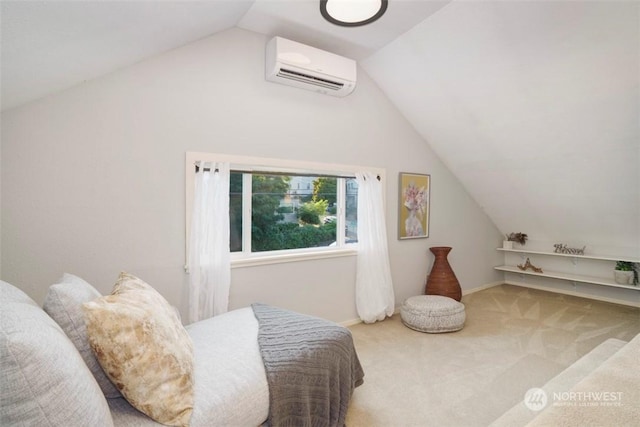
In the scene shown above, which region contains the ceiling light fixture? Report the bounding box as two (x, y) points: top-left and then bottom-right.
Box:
(320, 0), (388, 27)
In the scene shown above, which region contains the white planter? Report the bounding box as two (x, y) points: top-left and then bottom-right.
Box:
(614, 270), (634, 285)
(503, 241), (513, 249)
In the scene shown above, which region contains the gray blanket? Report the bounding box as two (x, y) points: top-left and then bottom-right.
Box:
(252, 303), (364, 427)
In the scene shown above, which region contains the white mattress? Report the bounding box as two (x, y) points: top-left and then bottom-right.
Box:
(186, 307), (269, 426)
(109, 307), (269, 426)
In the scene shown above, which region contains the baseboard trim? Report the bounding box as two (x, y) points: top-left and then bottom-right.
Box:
(340, 317), (363, 327)
(340, 306), (400, 327)
(504, 280), (640, 308)
(341, 280), (638, 326)
(341, 281), (505, 327)
(462, 281), (503, 296)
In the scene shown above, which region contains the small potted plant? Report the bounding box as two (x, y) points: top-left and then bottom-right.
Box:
(614, 261), (637, 286)
(504, 232), (528, 249)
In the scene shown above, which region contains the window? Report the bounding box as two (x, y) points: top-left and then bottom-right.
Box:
(186, 152), (383, 267)
(230, 172), (358, 253)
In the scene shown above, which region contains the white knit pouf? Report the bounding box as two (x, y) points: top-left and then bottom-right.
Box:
(400, 295), (466, 333)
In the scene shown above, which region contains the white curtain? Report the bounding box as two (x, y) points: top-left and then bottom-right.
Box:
(355, 171), (395, 323)
(188, 162), (231, 323)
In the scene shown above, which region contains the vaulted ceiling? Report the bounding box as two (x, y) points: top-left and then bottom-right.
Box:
(2, 0), (638, 254)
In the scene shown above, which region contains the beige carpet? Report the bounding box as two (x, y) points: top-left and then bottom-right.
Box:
(345, 284), (640, 427)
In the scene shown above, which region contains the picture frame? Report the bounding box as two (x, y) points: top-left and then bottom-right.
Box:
(398, 172), (430, 239)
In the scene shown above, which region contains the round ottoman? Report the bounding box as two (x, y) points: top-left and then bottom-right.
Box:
(400, 295), (465, 333)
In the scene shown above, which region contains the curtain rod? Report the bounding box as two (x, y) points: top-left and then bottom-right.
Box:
(195, 164), (380, 180)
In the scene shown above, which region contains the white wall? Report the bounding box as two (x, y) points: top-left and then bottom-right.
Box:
(363, 2), (639, 254)
(362, 1), (639, 307)
(1, 28), (502, 323)
(0, 138), (2, 279)
(363, 5), (640, 242)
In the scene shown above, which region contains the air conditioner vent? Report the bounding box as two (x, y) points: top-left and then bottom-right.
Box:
(266, 37), (356, 97)
(276, 68), (344, 91)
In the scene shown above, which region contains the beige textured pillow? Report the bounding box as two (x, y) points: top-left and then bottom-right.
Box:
(83, 272), (193, 426)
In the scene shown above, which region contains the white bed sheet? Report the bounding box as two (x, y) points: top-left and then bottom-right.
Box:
(108, 307), (269, 426)
(186, 307), (269, 426)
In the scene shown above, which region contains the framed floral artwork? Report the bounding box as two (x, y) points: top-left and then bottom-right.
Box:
(398, 172), (430, 239)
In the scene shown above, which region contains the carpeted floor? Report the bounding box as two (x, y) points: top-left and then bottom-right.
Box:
(345, 284), (640, 427)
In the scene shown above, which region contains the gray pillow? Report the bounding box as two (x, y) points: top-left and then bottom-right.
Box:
(43, 273), (121, 398)
(0, 280), (114, 426)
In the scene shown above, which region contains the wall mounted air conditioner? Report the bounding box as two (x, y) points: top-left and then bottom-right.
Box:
(266, 36), (356, 97)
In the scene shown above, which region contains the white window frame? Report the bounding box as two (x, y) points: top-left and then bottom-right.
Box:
(185, 152), (385, 268)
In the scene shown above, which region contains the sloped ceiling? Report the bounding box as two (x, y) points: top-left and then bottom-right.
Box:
(362, 1), (639, 253)
(0, 0), (450, 110)
(0, 0), (255, 111)
(2, 0), (639, 254)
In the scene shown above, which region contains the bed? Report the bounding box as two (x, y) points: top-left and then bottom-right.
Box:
(109, 305), (364, 426)
(1, 274), (362, 427)
(109, 307), (270, 425)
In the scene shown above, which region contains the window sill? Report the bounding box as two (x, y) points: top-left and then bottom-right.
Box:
(231, 247), (358, 268)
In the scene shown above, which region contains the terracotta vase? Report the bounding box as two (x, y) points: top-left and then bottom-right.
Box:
(425, 246), (462, 301)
